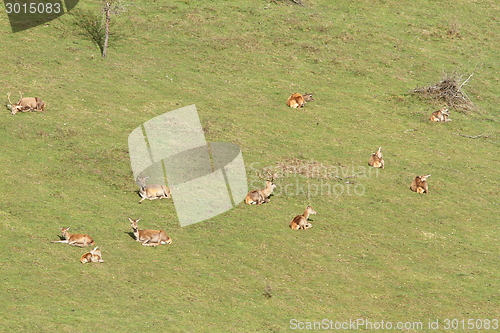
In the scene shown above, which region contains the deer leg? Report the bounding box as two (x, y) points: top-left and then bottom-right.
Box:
(141, 239), (158, 246)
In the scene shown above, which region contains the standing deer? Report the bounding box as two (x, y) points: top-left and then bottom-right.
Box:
(286, 92), (314, 108)
(128, 218), (172, 246)
(51, 227), (95, 247)
(80, 246), (104, 263)
(410, 174), (431, 194)
(245, 172), (277, 205)
(136, 176), (171, 204)
(368, 147), (385, 169)
(7, 92), (45, 115)
(290, 206), (317, 230)
(429, 107), (452, 122)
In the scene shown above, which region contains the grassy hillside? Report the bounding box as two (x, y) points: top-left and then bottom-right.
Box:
(1, 0), (499, 331)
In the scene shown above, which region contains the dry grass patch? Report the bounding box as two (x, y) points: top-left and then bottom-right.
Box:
(263, 158), (357, 181)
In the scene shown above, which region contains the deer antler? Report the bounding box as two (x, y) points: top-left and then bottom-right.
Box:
(257, 172), (267, 181)
(257, 170), (278, 182)
(7, 92), (12, 105)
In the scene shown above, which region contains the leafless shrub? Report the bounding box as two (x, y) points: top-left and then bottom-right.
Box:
(411, 72), (476, 113)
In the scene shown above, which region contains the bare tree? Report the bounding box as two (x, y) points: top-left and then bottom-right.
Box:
(102, 0), (111, 58)
(102, 0), (127, 57)
(72, 0), (127, 58)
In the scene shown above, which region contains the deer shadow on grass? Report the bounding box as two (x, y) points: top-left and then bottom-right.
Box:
(124, 231), (136, 240)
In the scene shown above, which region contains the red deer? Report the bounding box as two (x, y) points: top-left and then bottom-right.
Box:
(80, 246), (104, 263)
(410, 174), (431, 194)
(429, 107), (451, 122)
(136, 176), (171, 204)
(51, 227), (95, 247)
(7, 92), (45, 115)
(286, 93), (314, 108)
(245, 172), (277, 205)
(368, 147), (385, 169)
(290, 206), (317, 230)
(129, 218), (172, 246)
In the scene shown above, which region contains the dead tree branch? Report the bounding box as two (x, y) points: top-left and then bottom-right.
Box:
(451, 133), (487, 139)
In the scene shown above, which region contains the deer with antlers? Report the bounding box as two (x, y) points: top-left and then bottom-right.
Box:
(245, 172), (277, 205)
(7, 92), (45, 115)
(290, 206), (317, 230)
(410, 174), (431, 194)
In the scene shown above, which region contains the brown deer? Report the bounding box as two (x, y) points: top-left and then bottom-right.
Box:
(429, 107), (451, 122)
(368, 147), (385, 169)
(7, 92), (45, 115)
(136, 176), (171, 204)
(290, 206), (317, 230)
(286, 92), (314, 108)
(128, 218), (172, 246)
(51, 227), (95, 247)
(410, 174), (431, 194)
(80, 246), (104, 263)
(245, 172), (277, 205)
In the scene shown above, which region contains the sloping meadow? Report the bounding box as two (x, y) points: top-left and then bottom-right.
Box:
(0, 0), (499, 331)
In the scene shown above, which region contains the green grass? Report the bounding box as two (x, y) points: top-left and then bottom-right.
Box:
(1, 0), (499, 332)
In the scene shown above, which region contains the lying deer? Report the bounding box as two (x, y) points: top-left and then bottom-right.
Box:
(410, 174), (431, 194)
(51, 227), (95, 247)
(286, 92), (314, 108)
(290, 206), (317, 230)
(245, 172), (277, 205)
(429, 107), (451, 122)
(7, 92), (45, 115)
(368, 147), (385, 169)
(136, 176), (171, 204)
(80, 246), (104, 263)
(129, 218), (172, 246)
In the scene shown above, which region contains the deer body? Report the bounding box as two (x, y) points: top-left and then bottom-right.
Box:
(290, 206), (317, 230)
(410, 174), (431, 194)
(51, 227), (95, 247)
(430, 107), (451, 122)
(7, 93), (45, 115)
(80, 247), (104, 263)
(136, 177), (171, 204)
(286, 93), (314, 108)
(368, 147), (385, 169)
(245, 180), (276, 205)
(129, 218), (172, 246)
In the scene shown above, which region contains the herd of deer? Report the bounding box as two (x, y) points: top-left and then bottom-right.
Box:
(42, 91), (441, 262)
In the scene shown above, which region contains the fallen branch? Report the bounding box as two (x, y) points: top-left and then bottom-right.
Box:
(451, 133), (486, 139)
